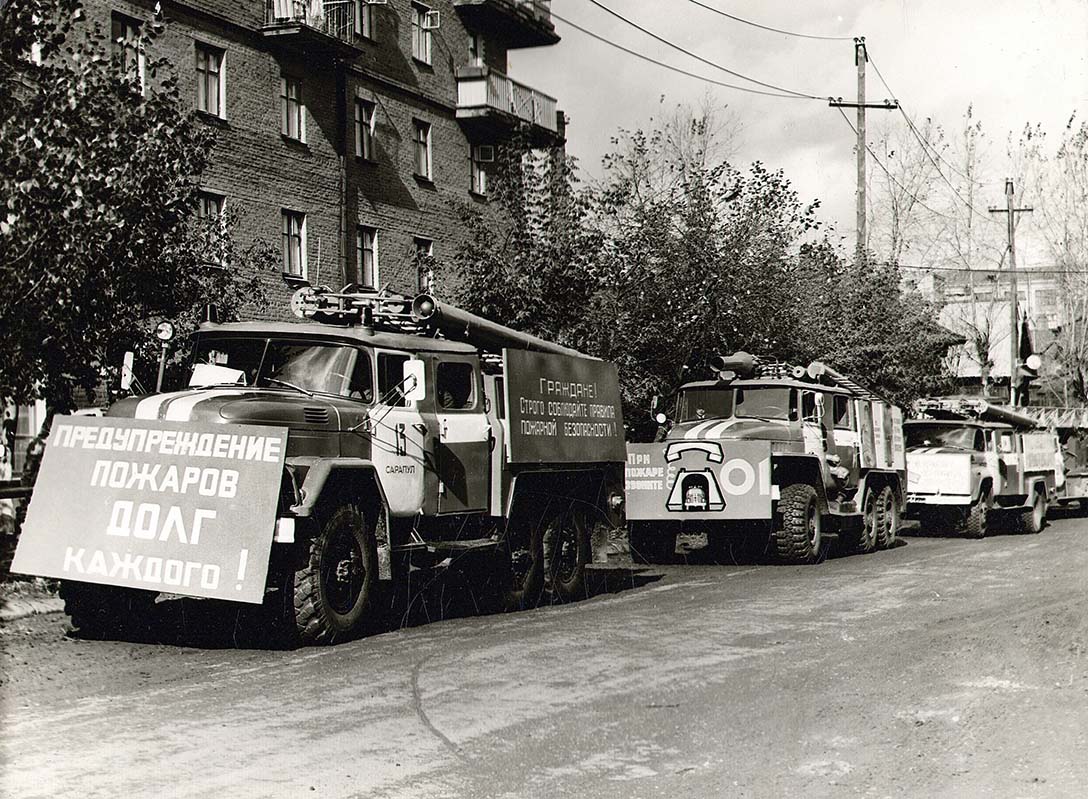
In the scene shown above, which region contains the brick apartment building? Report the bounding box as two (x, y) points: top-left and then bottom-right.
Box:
(89, 0), (564, 310)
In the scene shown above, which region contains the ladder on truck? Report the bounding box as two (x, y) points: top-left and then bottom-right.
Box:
(914, 397), (1040, 429)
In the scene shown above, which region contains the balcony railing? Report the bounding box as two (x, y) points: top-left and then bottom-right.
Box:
(457, 67), (558, 134)
(265, 0), (355, 45)
(453, 0), (558, 48)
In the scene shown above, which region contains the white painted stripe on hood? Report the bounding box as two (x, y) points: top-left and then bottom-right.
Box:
(684, 420), (719, 439)
(134, 391), (192, 420)
(705, 419), (742, 438)
(164, 390), (244, 421)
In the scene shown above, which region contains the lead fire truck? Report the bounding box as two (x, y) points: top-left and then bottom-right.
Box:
(13, 287), (626, 645)
(625, 352), (907, 564)
(905, 398), (1061, 537)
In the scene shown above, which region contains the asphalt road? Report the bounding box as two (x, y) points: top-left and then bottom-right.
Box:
(3, 513), (1088, 798)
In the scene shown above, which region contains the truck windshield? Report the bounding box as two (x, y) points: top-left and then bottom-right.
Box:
(906, 425), (983, 451)
(677, 387), (793, 422)
(191, 337), (366, 398)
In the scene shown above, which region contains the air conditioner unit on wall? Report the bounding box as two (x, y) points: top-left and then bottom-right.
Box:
(422, 10), (440, 29)
(475, 145), (495, 163)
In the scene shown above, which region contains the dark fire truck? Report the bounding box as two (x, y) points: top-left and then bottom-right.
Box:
(13, 287), (626, 645)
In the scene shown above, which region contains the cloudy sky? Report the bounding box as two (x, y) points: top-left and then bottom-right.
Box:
(512, 0), (1088, 262)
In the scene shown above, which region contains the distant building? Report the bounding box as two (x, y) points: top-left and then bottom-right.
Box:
(84, 0), (565, 310)
(910, 266), (1065, 403)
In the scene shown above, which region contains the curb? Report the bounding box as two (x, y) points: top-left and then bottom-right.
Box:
(0, 596), (65, 623)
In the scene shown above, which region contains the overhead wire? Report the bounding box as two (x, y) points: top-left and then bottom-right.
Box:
(578, 0), (825, 100)
(866, 53), (1001, 226)
(834, 106), (959, 222)
(682, 0), (855, 41)
(547, 8), (821, 100)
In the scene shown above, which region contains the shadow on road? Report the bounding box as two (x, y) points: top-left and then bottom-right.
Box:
(66, 556), (663, 650)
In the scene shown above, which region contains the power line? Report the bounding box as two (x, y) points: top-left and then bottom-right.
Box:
(835, 106), (958, 222)
(580, 0), (825, 100)
(867, 53), (1001, 226)
(683, 0), (855, 41)
(889, 263), (1088, 275)
(547, 9), (821, 100)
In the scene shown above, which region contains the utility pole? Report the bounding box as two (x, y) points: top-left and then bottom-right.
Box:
(829, 38), (898, 265)
(988, 179), (1033, 404)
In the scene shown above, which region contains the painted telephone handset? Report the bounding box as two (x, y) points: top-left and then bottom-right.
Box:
(665, 441), (724, 463)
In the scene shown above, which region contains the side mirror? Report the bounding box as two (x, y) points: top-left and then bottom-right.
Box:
(120, 351), (135, 392)
(402, 359), (426, 403)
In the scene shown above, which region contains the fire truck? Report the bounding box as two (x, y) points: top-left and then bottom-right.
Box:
(905, 398), (1061, 537)
(1020, 406), (1088, 510)
(12, 287), (626, 645)
(625, 352), (907, 564)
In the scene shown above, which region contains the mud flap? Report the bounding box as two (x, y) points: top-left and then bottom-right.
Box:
(374, 512), (392, 581)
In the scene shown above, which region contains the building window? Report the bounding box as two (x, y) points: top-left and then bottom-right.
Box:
(411, 3), (432, 64)
(354, 99), (375, 160)
(111, 13), (144, 90)
(281, 76), (305, 142)
(355, 0), (373, 39)
(356, 226), (377, 288)
(282, 210), (306, 278)
(195, 43), (225, 118)
(197, 191), (227, 265)
(470, 145), (493, 196)
(414, 237), (433, 292)
(413, 119), (432, 180)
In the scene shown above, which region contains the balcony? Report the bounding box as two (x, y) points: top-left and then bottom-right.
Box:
(456, 66), (562, 144)
(262, 0), (363, 59)
(454, 0), (560, 49)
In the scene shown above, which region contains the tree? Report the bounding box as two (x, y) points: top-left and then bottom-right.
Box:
(449, 103), (955, 439)
(0, 0), (271, 412)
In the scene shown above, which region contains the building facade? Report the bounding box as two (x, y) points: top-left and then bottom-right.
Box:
(85, 0), (563, 312)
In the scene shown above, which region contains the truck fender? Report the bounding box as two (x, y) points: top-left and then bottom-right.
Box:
(289, 458), (392, 580)
(974, 476), (994, 504)
(773, 455), (828, 511)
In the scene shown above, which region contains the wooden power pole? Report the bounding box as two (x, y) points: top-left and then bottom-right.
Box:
(988, 179), (1033, 404)
(829, 38), (898, 264)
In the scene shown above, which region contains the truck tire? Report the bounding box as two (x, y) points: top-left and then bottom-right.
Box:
(60, 581), (154, 640)
(291, 503), (377, 645)
(543, 505), (591, 603)
(773, 483), (823, 564)
(959, 494), (988, 539)
(628, 522), (676, 565)
(1018, 489), (1046, 534)
(501, 522), (545, 611)
(841, 488), (878, 555)
(875, 486), (900, 549)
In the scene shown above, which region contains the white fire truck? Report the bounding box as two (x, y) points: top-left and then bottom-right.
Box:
(625, 352), (907, 564)
(13, 287), (626, 645)
(905, 398), (1062, 537)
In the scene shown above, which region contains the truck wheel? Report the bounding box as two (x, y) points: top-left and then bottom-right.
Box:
(628, 522), (675, 565)
(773, 483), (823, 564)
(875, 486), (900, 549)
(1018, 489), (1046, 534)
(501, 522), (545, 611)
(543, 505), (591, 603)
(60, 581), (154, 640)
(960, 494), (988, 539)
(841, 489), (878, 555)
(291, 503), (377, 645)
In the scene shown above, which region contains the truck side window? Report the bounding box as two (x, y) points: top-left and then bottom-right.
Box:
(348, 350), (374, 403)
(833, 395), (853, 430)
(801, 391), (817, 421)
(973, 429), (986, 452)
(436, 362), (476, 410)
(377, 353), (410, 407)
